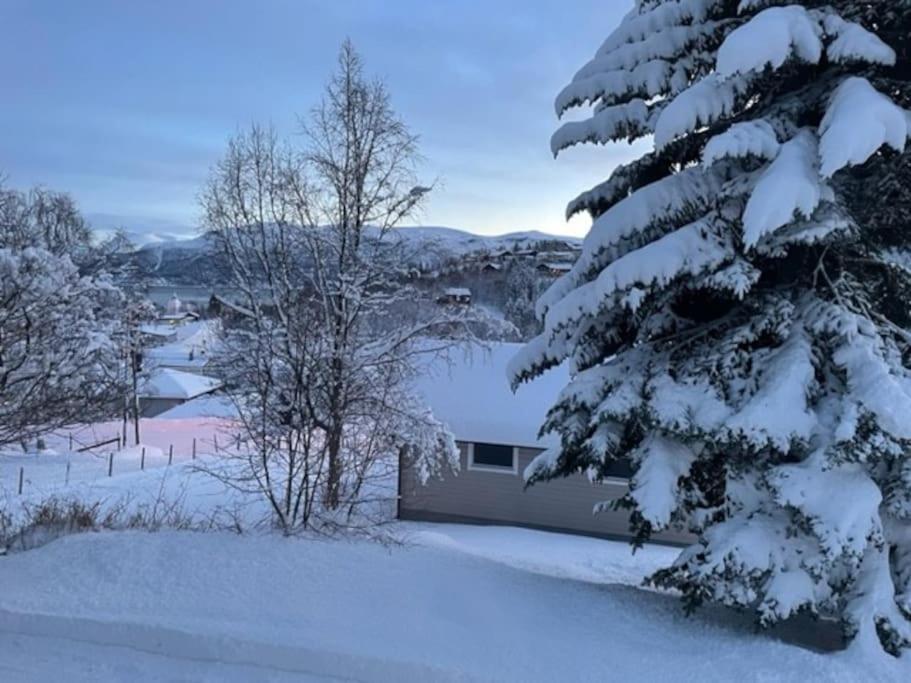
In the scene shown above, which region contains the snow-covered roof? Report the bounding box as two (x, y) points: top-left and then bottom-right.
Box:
(139, 324), (177, 339)
(145, 320), (219, 370)
(157, 394), (238, 419)
(145, 348), (210, 370)
(443, 287), (471, 297)
(415, 342), (567, 449)
(139, 368), (222, 400)
(539, 262), (573, 272)
(158, 312), (199, 322)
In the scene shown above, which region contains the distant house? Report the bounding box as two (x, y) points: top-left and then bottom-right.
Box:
(208, 294), (254, 324)
(145, 344), (211, 374)
(143, 319), (219, 375)
(139, 323), (178, 343)
(537, 262), (573, 277)
(399, 343), (690, 544)
(436, 287), (472, 306)
(481, 262), (503, 273)
(138, 368), (223, 417)
(158, 294), (200, 326)
(538, 250), (579, 261)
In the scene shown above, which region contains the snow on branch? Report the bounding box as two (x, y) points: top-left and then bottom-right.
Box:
(595, 0), (718, 59)
(718, 7), (894, 78)
(544, 217), (730, 336)
(742, 130), (822, 249)
(823, 15), (896, 66)
(551, 100), (651, 155)
(575, 23), (713, 84)
(770, 452), (882, 561)
(646, 370), (731, 434)
(538, 167), (726, 320)
(654, 75), (745, 150)
(629, 434), (697, 529)
(555, 60), (676, 117)
(724, 323), (817, 451)
(827, 313), (911, 442)
(703, 120), (780, 167)
(819, 78), (909, 179)
(717, 6), (822, 78)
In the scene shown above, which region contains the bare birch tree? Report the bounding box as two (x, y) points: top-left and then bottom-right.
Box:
(200, 42), (472, 531)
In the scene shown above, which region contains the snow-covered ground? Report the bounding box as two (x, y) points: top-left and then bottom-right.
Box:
(2, 415), (909, 680)
(0, 524), (906, 682)
(0, 417), (234, 498)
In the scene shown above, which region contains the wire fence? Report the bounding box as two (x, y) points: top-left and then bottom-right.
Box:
(3, 431), (246, 497)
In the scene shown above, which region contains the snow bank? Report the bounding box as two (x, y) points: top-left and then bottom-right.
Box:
(1, 529), (905, 682)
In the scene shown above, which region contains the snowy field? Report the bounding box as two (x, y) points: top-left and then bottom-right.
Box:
(0, 524), (907, 682)
(0, 417), (234, 499)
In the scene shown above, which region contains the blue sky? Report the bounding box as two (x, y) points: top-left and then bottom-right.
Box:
(1, 0), (638, 238)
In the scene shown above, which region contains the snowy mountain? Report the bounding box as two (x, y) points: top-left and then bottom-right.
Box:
(104, 226), (581, 286)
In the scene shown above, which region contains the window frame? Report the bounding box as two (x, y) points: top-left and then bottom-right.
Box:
(602, 457), (634, 483)
(467, 442), (519, 475)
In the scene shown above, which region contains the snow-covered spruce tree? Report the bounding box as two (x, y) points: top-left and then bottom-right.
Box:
(510, 1), (911, 655)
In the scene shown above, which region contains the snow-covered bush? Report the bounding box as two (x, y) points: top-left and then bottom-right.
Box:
(511, 0), (911, 656)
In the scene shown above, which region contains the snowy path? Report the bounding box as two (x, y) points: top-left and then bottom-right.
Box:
(1, 526), (907, 681)
(0, 610), (452, 683)
(0, 630), (331, 683)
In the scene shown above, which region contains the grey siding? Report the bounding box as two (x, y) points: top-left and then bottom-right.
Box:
(400, 442), (692, 545)
(139, 397), (184, 418)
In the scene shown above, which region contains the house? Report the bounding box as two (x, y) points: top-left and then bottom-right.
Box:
(158, 294), (200, 326)
(436, 287), (472, 306)
(480, 262), (503, 273)
(139, 323), (178, 344)
(138, 368), (223, 417)
(536, 261), (573, 277)
(143, 320), (220, 375)
(208, 294), (255, 324)
(399, 343), (690, 544)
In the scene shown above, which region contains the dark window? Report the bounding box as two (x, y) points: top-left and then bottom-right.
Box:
(605, 457), (633, 480)
(472, 443), (514, 470)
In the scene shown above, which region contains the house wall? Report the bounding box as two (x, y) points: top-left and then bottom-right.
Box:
(138, 397), (185, 418)
(400, 441), (693, 545)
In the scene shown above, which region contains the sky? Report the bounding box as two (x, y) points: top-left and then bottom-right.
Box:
(0, 0), (640, 239)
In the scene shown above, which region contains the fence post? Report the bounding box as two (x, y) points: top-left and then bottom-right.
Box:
(192, 438), (197, 460)
(168, 444), (173, 466)
(18, 467), (24, 495)
(108, 451), (114, 477)
(117, 435), (122, 451)
(68, 434), (74, 452)
(141, 447), (146, 471)
(65, 459), (71, 486)
(214, 434), (219, 453)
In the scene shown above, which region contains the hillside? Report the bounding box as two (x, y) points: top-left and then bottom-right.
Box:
(104, 225), (580, 286)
